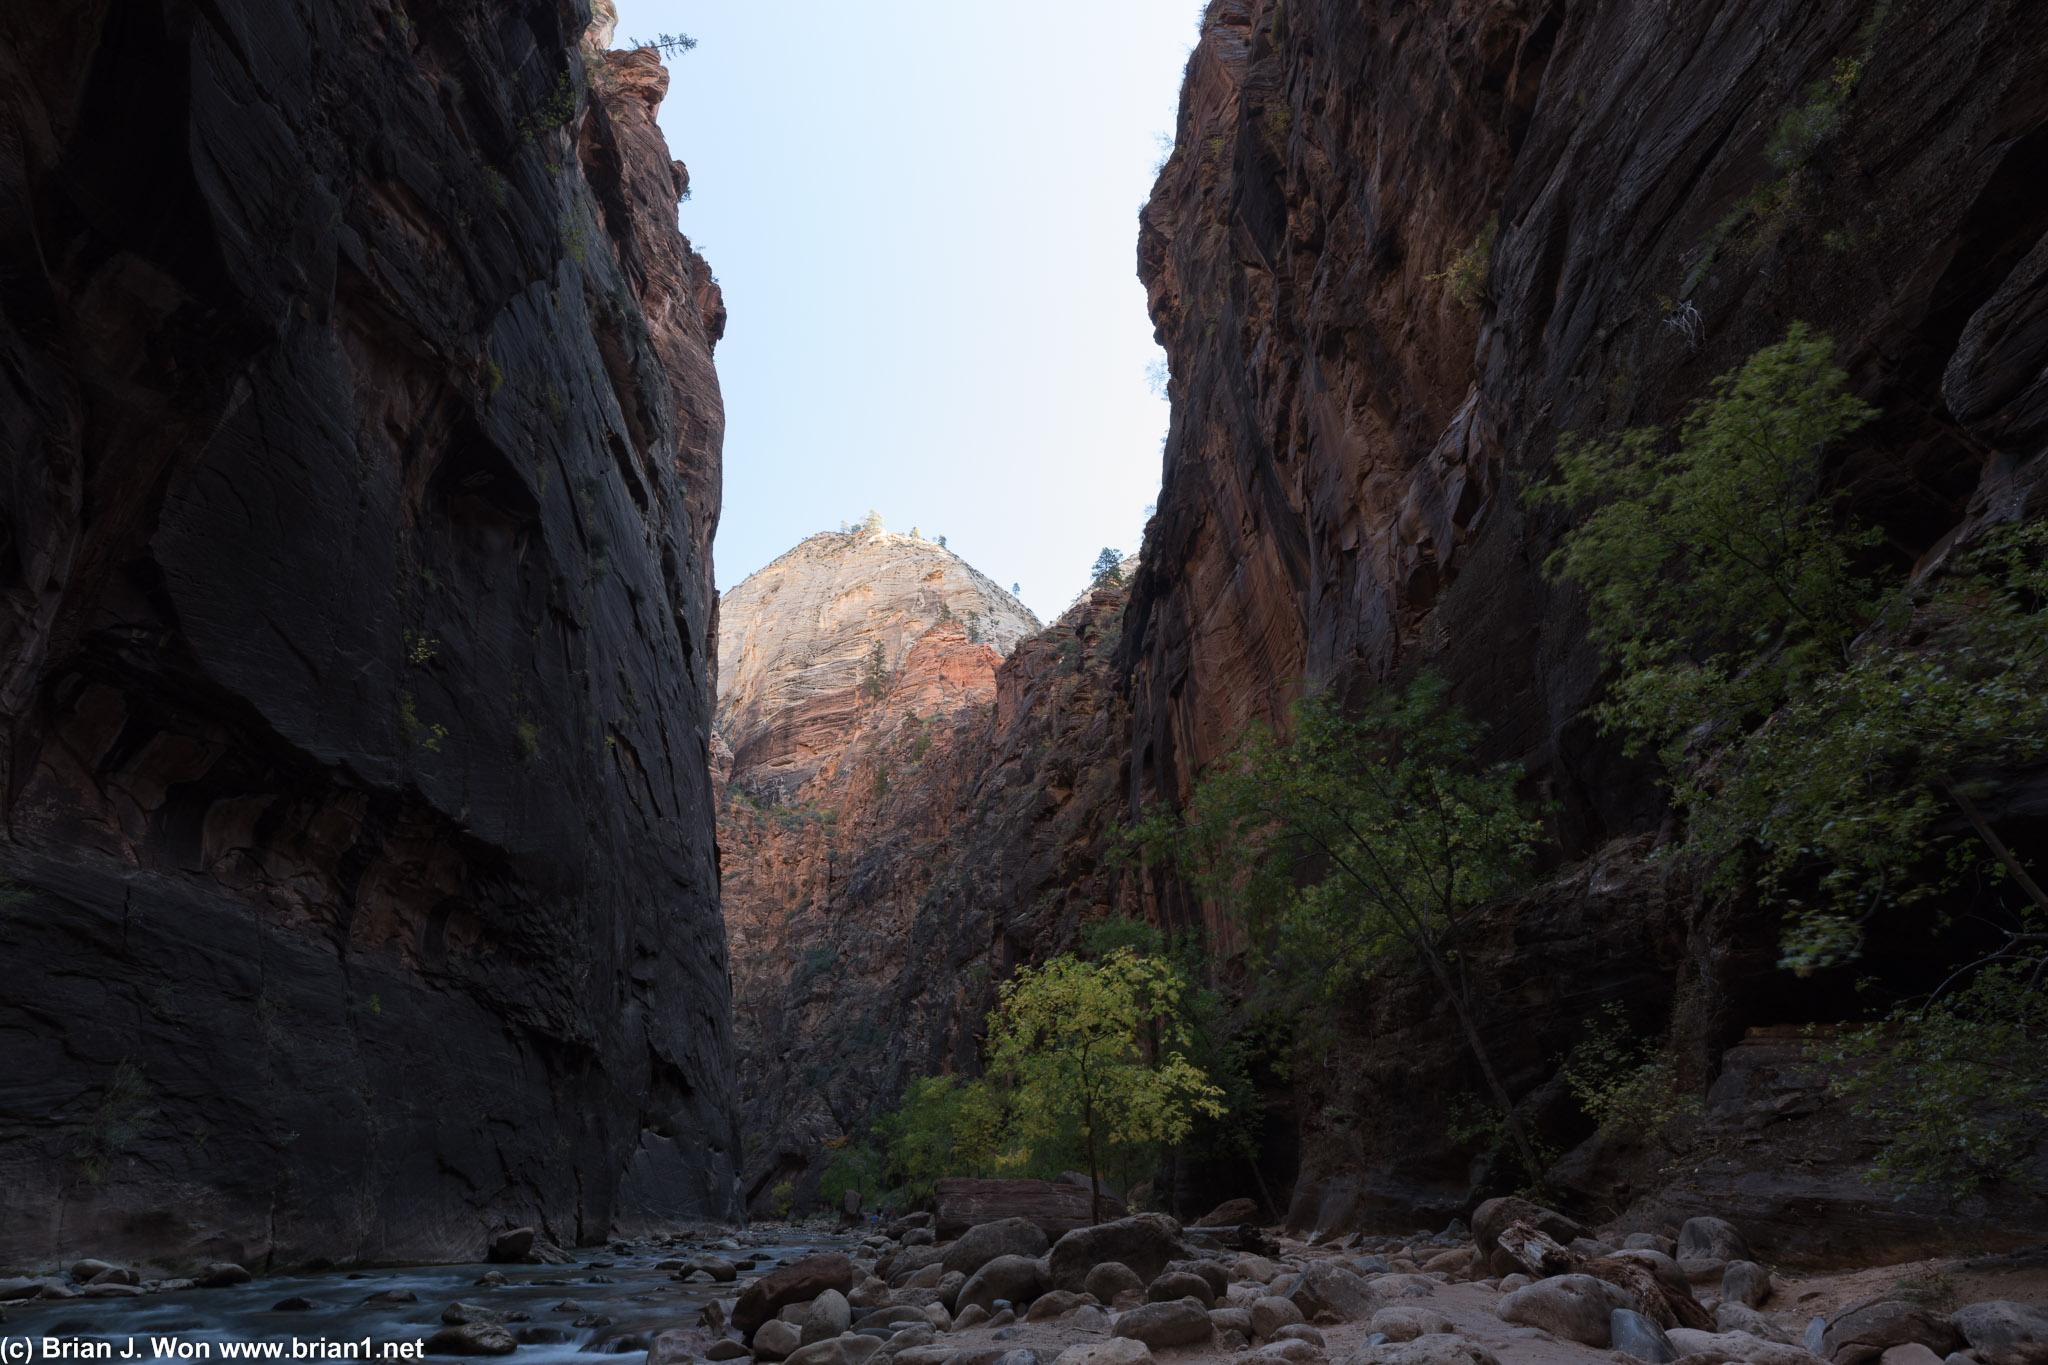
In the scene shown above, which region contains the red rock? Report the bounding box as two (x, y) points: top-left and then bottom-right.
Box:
(733, 1254), (854, 1337)
(933, 1180), (1123, 1240)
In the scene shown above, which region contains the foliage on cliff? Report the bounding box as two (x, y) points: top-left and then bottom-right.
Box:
(1540, 327), (2048, 1196)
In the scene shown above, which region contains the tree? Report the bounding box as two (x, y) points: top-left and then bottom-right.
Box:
(984, 948), (1225, 1223)
(859, 509), (883, 534)
(1132, 673), (1549, 1183)
(1091, 548), (1125, 586)
(1538, 325), (2048, 1196)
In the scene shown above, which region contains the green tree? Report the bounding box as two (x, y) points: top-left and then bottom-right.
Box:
(984, 948), (1225, 1223)
(866, 1073), (1009, 1204)
(1538, 325), (2048, 1196)
(1091, 548), (1126, 586)
(1129, 674), (1548, 1182)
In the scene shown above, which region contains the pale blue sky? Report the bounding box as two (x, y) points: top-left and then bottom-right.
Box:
(612, 1), (1201, 621)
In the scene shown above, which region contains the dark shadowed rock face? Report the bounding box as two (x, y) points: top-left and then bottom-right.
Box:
(1127, 0), (2048, 1256)
(0, 3), (737, 1266)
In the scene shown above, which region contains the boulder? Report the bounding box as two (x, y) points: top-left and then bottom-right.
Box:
(1611, 1308), (1680, 1363)
(1368, 1307), (1454, 1342)
(1049, 1216), (1189, 1293)
(736, 1256), (856, 1337)
(945, 1220), (1053, 1278)
(1717, 1303), (1796, 1344)
(1877, 1347), (1944, 1365)
(1196, 1199), (1261, 1228)
(1723, 1262), (1772, 1309)
(1341, 1339), (1502, 1365)
(1825, 1301), (1963, 1365)
(1235, 1257), (1283, 1284)
(488, 1228), (536, 1264)
(1496, 1275), (1530, 1293)
(889, 1250), (947, 1288)
(691, 1259), (741, 1285)
(939, 1271), (967, 1310)
(935, 1179), (1123, 1238)
(199, 1263), (253, 1289)
(1163, 1259), (1231, 1299)
(801, 1290), (852, 1346)
(1113, 1299), (1214, 1349)
(1677, 1218), (1753, 1267)
(1273, 1325), (1326, 1347)
(848, 1276), (891, 1310)
(647, 1330), (714, 1365)
(1255, 1340), (1323, 1363)
(1494, 1274), (1638, 1348)
(1471, 1198), (1586, 1256)
(1667, 1328), (1827, 1365)
(709, 1344), (749, 1362)
(958, 1256), (1044, 1314)
(423, 1324), (517, 1355)
(1286, 1262), (1384, 1323)
(1147, 1271), (1215, 1307)
(364, 1288), (419, 1304)
(1952, 1301), (2048, 1365)
(752, 1320), (801, 1361)
(1052, 1341), (1155, 1365)
(1209, 1307), (1253, 1337)
(443, 1303), (501, 1326)
(890, 1351), (957, 1365)
(884, 1324), (936, 1351)
(954, 1305), (991, 1331)
(1571, 1239), (1620, 1260)
(1421, 1249), (1474, 1277)
(1254, 1294), (1309, 1339)
(782, 1338), (883, 1365)
(1028, 1290), (1086, 1322)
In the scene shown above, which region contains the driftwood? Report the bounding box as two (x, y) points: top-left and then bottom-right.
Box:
(1493, 1221), (1574, 1278)
(932, 1177), (1125, 1238)
(1582, 1255), (1715, 1331)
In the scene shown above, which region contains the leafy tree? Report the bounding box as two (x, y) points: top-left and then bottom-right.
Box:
(1538, 324), (2048, 1196)
(859, 509), (883, 534)
(1128, 673), (1548, 1182)
(1091, 548), (1126, 586)
(984, 948), (1225, 1223)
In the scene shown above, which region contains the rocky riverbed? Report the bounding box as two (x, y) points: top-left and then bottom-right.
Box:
(0, 1230), (848, 1365)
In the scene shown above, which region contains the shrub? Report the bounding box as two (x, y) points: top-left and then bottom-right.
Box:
(1429, 215), (1497, 310)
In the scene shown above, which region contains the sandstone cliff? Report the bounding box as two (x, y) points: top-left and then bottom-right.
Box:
(717, 530), (1038, 805)
(717, 554), (1131, 1214)
(1124, 0), (2048, 1256)
(0, 3), (738, 1267)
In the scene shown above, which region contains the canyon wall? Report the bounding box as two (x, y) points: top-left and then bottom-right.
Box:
(1124, 0), (2048, 1255)
(0, 1), (739, 1268)
(715, 535), (1137, 1214)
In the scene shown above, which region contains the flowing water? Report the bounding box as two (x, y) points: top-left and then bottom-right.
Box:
(1, 1233), (851, 1365)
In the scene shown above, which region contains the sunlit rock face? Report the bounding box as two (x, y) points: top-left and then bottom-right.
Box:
(1123, 0), (2048, 1254)
(0, 4), (739, 1265)
(717, 530), (1038, 804)
(715, 543), (1140, 1214)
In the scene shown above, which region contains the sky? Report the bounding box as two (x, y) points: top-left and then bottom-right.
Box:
(610, 1), (1202, 622)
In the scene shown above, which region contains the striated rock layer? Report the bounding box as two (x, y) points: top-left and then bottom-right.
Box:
(0, 4), (739, 1267)
(717, 530), (1038, 804)
(717, 563), (1132, 1214)
(1124, 0), (2048, 1256)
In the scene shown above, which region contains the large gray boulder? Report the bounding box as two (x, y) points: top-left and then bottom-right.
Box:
(752, 1319), (801, 1362)
(1666, 1329), (1826, 1365)
(801, 1289), (852, 1347)
(1495, 1274), (1637, 1347)
(945, 1219), (1052, 1278)
(1824, 1300), (1962, 1364)
(1286, 1262), (1384, 1323)
(1048, 1216), (1189, 1292)
(1952, 1301), (2048, 1365)
(1723, 1261), (1772, 1308)
(1609, 1308), (1679, 1363)
(1368, 1306), (1454, 1341)
(1146, 1271), (1215, 1307)
(1676, 1217), (1752, 1265)
(1084, 1262), (1145, 1306)
(957, 1255), (1045, 1314)
(1716, 1303), (1796, 1344)
(782, 1338), (884, 1365)
(1112, 1299), (1213, 1349)
(1252, 1296), (1307, 1339)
